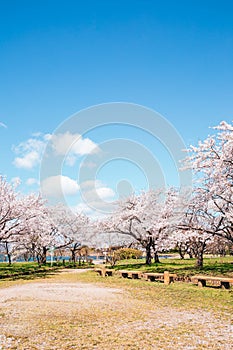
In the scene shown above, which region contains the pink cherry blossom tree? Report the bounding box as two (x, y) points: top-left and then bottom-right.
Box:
(0, 177), (92, 265)
(21, 204), (90, 265)
(99, 188), (186, 265)
(0, 176), (49, 264)
(182, 121), (233, 245)
(175, 121), (233, 267)
(48, 204), (90, 264)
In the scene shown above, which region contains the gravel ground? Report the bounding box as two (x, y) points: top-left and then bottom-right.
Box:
(0, 269), (232, 350)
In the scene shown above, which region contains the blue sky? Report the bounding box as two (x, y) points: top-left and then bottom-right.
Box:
(0, 0), (233, 215)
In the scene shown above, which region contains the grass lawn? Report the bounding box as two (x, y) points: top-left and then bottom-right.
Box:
(108, 255), (233, 278)
(0, 261), (92, 281)
(0, 255), (232, 283)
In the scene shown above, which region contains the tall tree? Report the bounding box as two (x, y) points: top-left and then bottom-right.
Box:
(100, 188), (185, 265)
(0, 176), (48, 264)
(183, 121), (233, 243)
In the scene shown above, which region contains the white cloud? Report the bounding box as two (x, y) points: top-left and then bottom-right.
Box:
(12, 132), (99, 170)
(41, 175), (79, 197)
(68, 180), (116, 218)
(12, 134), (49, 169)
(26, 178), (39, 186)
(96, 187), (115, 200)
(80, 180), (116, 210)
(72, 137), (98, 155)
(80, 180), (103, 189)
(50, 132), (99, 165)
(14, 151), (41, 169)
(80, 180), (115, 199)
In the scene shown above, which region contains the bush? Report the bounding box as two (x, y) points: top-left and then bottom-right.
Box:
(114, 248), (143, 261)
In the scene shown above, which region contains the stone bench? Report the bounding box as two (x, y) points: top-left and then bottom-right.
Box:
(143, 272), (164, 281)
(118, 270), (143, 279)
(191, 275), (233, 289)
(94, 268), (113, 277)
(118, 270), (176, 284)
(143, 271), (177, 285)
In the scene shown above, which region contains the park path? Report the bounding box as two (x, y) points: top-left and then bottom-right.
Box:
(0, 269), (122, 306)
(0, 269), (232, 349)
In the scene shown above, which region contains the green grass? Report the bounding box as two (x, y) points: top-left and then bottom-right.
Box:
(106, 255), (233, 278)
(0, 261), (93, 281)
(0, 255), (232, 283)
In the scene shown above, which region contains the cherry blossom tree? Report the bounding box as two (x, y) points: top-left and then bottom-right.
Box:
(0, 177), (92, 265)
(205, 236), (230, 256)
(176, 191), (213, 267)
(174, 121), (233, 266)
(21, 207), (55, 265)
(175, 228), (214, 268)
(21, 204), (90, 265)
(182, 121), (233, 246)
(100, 188), (186, 265)
(48, 204), (90, 264)
(0, 176), (49, 264)
(0, 176), (23, 243)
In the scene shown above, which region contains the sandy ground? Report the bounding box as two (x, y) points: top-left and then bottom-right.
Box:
(0, 269), (232, 349)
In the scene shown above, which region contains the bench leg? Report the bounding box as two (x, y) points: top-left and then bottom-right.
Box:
(169, 277), (174, 284)
(221, 282), (230, 289)
(197, 279), (206, 287)
(122, 273), (128, 278)
(164, 271), (171, 285)
(148, 276), (155, 282)
(101, 270), (106, 277)
(105, 271), (113, 277)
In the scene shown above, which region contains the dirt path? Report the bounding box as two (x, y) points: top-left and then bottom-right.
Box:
(0, 270), (232, 349)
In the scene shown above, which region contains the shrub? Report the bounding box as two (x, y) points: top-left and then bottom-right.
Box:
(114, 248), (143, 261)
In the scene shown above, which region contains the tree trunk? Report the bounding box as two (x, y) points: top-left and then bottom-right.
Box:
(188, 251), (193, 259)
(5, 242), (12, 265)
(145, 244), (152, 265)
(154, 251), (160, 263)
(36, 254), (41, 266)
(71, 249), (76, 264)
(178, 246), (185, 259)
(193, 238), (208, 268)
(7, 252), (11, 265)
(23, 253), (29, 262)
(31, 243), (37, 262)
(195, 253), (203, 268)
(41, 247), (47, 265)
